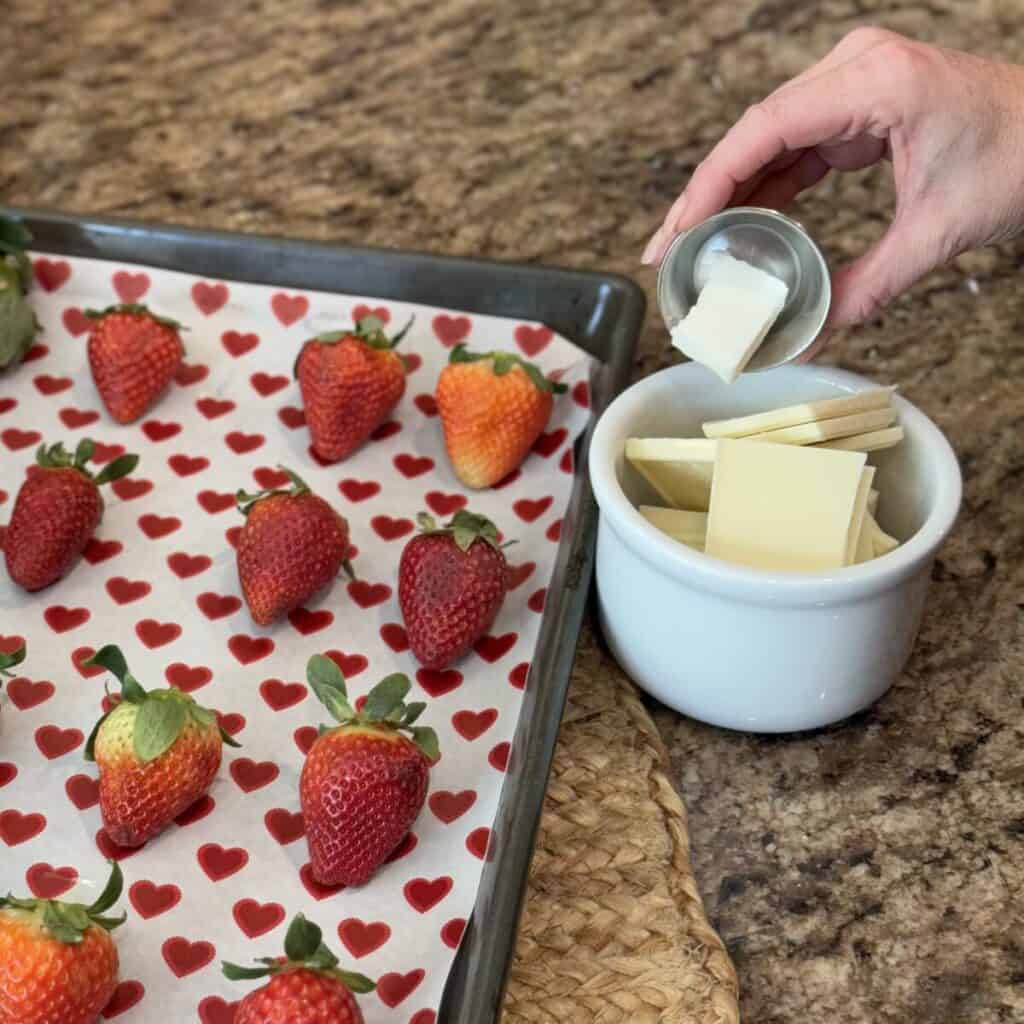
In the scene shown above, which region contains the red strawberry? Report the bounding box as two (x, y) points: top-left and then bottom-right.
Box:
(398, 510), (510, 670)
(0, 861), (125, 1024)
(300, 655), (439, 887)
(86, 304), (184, 423)
(236, 468), (352, 626)
(224, 913), (374, 1024)
(4, 439), (138, 591)
(296, 316), (411, 462)
(436, 345), (566, 489)
(84, 645), (239, 848)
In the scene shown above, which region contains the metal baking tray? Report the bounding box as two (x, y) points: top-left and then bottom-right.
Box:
(0, 204), (645, 1024)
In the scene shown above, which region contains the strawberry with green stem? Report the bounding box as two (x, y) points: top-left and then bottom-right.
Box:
(84, 644), (239, 848)
(0, 215), (39, 372)
(223, 913), (374, 1024)
(0, 861), (125, 1024)
(301, 655), (439, 887)
(4, 439), (139, 592)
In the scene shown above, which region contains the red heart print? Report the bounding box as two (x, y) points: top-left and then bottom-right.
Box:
(466, 826), (491, 860)
(394, 453), (434, 478)
(380, 623), (409, 652)
(167, 551), (211, 578)
(233, 898), (285, 939)
(66, 774), (100, 809)
(372, 515), (414, 541)
(402, 353), (422, 374)
(197, 592), (241, 620)
(260, 679), (307, 710)
(63, 307), (91, 335)
(71, 647), (103, 678)
(7, 677), (55, 710)
(84, 538), (123, 564)
(101, 980), (145, 1019)
(370, 419), (402, 441)
(33, 374), (72, 395)
(175, 362), (208, 386)
(59, 407), (99, 429)
(509, 662), (530, 690)
(324, 650), (367, 677)
(0, 764), (17, 788)
(287, 607), (334, 635)
(348, 580), (392, 608)
(265, 808), (304, 844)
(474, 633), (517, 662)
(404, 876), (453, 913)
(514, 323), (553, 356)
(226, 430), (264, 454)
(169, 454), (209, 476)
(197, 843), (249, 882)
(0, 635), (24, 656)
(528, 588), (546, 613)
(23, 344), (48, 363)
(113, 270), (150, 303)
(192, 281), (229, 315)
(514, 496), (553, 523)
(432, 313), (470, 346)
(197, 490), (235, 515)
(572, 380), (590, 407)
(278, 405), (305, 429)
(139, 513), (182, 539)
(413, 394), (438, 417)
(219, 712), (246, 737)
(428, 790), (476, 824)
(416, 668), (463, 697)
(560, 448), (573, 474)
(26, 862), (78, 899)
(294, 726), (317, 755)
(546, 518), (563, 542)
(0, 398), (16, 415)
(339, 478), (380, 502)
(90, 441), (125, 464)
(0, 809), (46, 846)
(45, 605), (90, 633)
(106, 577), (151, 605)
(489, 741), (511, 772)
(35, 725), (84, 760)
(230, 634), (275, 665)
(492, 468), (521, 490)
(507, 562), (535, 590)
(142, 419), (181, 442)
(196, 397), (236, 420)
(299, 862), (344, 901)
(162, 937), (215, 978)
(136, 619), (181, 648)
(2, 428), (41, 451)
(221, 330), (259, 357)
(33, 258), (70, 292)
(250, 372), (288, 397)
(175, 795), (215, 827)
(198, 996), (239, 1024)
(253, 466), (290, 489)
(111, 477), (152, 501)
(230, 758), (279, 793)
(377, 970), (425, 1009)
(271, 292), (309, 326)
(129, 880), (181, 919)
(352, 304), (389, 323)
(442, 919), (468, 954)
(532, 427), (567, 458)
(226, 526), (242, 548)
(165, 663), (212, 692)
(338, 918), (391, 959)
(410, 1012), (437, 1024)
(452, 708), (498, 741)
(424, 491), (466, 517)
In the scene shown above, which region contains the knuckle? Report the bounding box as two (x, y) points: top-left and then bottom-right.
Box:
(868, 38), (931, 85)
(841, 25), (893, 51)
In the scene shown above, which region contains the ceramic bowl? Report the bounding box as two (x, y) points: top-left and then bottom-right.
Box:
(588, 362), (962, 733)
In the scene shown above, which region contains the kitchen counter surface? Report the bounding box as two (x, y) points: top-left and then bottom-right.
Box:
(3, 1), (1022, 1021)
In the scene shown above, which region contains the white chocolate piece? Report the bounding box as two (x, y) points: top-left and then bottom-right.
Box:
(815, 426), (905, 453)
(741, 407), (897, 446)
(625, 438), (717, 511)
(638, 506), (708, 550)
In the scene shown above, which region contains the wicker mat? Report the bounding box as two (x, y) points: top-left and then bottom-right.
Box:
(504, 623), (739, 1024)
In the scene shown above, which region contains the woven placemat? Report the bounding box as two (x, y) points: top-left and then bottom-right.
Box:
(505, 623), (739, 1024)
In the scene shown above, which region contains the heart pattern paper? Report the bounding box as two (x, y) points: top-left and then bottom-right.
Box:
(0, 252), (594, 1022)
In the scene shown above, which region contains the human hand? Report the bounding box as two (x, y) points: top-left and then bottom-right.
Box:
(641, 28), (1024, 350)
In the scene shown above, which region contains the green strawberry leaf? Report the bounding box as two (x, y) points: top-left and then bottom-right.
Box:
(416, 511), (438, 533)
(84, 645), (132, 686)
(284, 913), (322, 961)
(362, 673), (411, 721)
(447, 343), (568, 393)
(336, 969), (377, 994)
(72, 438), (95, 470)
(306, 942), (339, 971)
(222, 961), (274, 981)
(89, 911), (128, 932)
(87, 861), (123, 915)
(93, 453), (140, 486)
(307, 655), (354, 722)
(410, 726), (440, 763)
(133, 696), (187, 763)
(84, 304), (185, 330)
(401, 701), (427, 726)
(219, 726), (242, 748)
(0, 643), (26, 677)
(0, 266), (39, 372)
(42, 901), (88, 945)
(0, 215), (32, 252)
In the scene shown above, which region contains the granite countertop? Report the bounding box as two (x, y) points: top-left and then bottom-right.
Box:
(3, 1), (1022, 1021)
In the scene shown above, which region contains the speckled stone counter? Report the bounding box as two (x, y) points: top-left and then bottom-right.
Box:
(3, 1), (1023, 1021)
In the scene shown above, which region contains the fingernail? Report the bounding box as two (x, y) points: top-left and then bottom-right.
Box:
(641, 228), (663, 265)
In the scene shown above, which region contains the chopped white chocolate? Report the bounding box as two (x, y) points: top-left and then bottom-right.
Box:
(638, 506), (707, 549)
(625, 438), (717, 511)
(742, 407), (897, 446)
(815, 425), (905, 453)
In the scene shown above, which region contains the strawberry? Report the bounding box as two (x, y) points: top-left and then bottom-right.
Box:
(4, 439), (138, 592)
(300, 655), (439, 887)
(0, 215), (40, 372)
(398, 509), (510, 669)
(236, 467), (353, 625)
(84, 644), (239, 848)
(0, 860), (125, 1024)
(224, 913), (374, 1024)
(86, 303), (184, 423)
(436, 344), (566, 488)
(296, 315), (411, 462)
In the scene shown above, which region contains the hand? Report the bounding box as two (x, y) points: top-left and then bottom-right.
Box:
(641, 28), (1024, 349)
